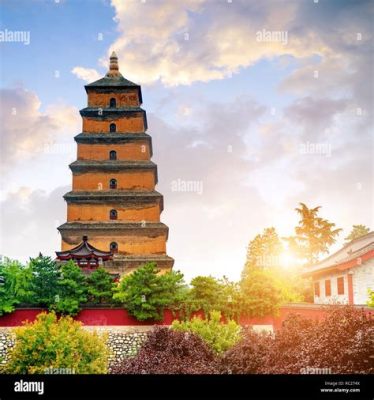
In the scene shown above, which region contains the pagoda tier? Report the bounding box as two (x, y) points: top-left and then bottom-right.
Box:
(57, 52), (174, 274)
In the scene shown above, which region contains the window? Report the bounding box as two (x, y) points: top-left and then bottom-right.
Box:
(325, 279), (331, 297)
(110, 123), (116, 133)
(110, 242), (118, 253)
(109, 178), (117, 189)
(337, 277), (344, 295)
(109, 98), (116, 108)
(109, 150), (117, 160)
(314, 281), (320, 297)
(110, 209), (117, 220)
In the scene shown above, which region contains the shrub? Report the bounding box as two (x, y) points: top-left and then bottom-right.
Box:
(172, 310), (241, 354)
(5, 312), (108, 374)
(222, 306), (374, 374)
(368, 289), (374, 307)
(86, 267), (114, 304)
(51, 261), (87, 315)
(112, 326), (219, 374)
(113, 263), (185, 321)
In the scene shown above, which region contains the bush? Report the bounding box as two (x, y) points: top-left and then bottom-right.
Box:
(5, 312), (108, 374)
(222, 306), (374, 374)
(111, 327), (220, 374)
(113, 263), (186, 321)
(172, 310), (241, 354)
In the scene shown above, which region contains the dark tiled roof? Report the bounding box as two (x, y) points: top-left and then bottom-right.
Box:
(85, 75), (139, 88)
(56, 237), (112, 259)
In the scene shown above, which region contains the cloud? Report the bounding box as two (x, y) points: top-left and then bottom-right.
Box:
(0, 186), (68, 262)
(0, 87), (80, 172)
(71, 66), (101, 83)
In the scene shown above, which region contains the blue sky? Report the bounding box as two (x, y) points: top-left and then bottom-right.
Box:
(0, 0), (373, 282)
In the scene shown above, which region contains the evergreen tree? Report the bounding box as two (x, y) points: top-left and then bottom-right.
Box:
(344, 225), (370, 243)
(86, 267), (114, 304)
(286, 203), (341, 264)
(29, 255), (60, 307)
(113, 262), (185, 321)
(242, 227), (283, 279)
(52, 261), (87, 315)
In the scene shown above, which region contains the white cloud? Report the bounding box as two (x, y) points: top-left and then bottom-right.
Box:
(0, 87), (80, 172)
(71, 66), (101, 83)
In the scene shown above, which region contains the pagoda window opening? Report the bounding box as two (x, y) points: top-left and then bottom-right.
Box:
(110, 209), (118, 220)
(109, 150), (117, 160)
(110, 242), (118, 253)
(109, 178), (117, 189)
(110, 123), (116, 132)
(110, 98), (116, 108)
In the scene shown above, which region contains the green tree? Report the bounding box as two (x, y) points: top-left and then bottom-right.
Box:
(172, 310), (241, 354)
(240, 267), (283, 317)
(86, 267), (114, 304)
(52, 261), (87, 315)
(242, 227), (283, 279)
(5, 312), (108, 374)
(29, 255), (60, 307)
(286, 203), (342, 264)
(0, 259), (33, 315)
(344, 225), (370, 243)
(368, 290), (374, 308)
(113, 263), (185, 321)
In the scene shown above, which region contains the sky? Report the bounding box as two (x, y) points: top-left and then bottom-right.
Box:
(0, 0), (373, 282)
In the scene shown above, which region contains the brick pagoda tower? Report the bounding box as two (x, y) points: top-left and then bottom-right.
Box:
(57, 52), (174, 275)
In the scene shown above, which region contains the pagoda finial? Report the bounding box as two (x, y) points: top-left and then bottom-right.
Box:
(106, 51), (121, 78)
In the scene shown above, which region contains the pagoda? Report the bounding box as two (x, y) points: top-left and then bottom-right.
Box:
(57, 52), (174, 275)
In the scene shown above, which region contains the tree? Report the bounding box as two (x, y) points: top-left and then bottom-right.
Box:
(344, 225), (370, 243)
(113, 263), (185, 321)
(111, 327), (219, 374)
(286, 203), (341, 264)
(28, 255), (60, 307)
(0, 259), (33, 315)
(172, 310), (241, 354)
(86, 267), (114, 304)
(52, 261), (87, 315)
(368, 290), (374, 308)
(242, 227), (283, 279)
(5, 312), (108, 374)
(240, 267), (283, 317)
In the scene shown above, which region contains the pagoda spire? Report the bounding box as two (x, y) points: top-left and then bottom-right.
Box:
(106, 51), (121, 78)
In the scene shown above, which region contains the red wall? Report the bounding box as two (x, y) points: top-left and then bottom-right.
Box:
(0, 305), (371, 328)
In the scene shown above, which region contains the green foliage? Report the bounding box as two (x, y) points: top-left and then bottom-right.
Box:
(344, 225), (370, 243)
(240, 267), (283, 317)
(86, 267), (114, 304)
(184, 276), (242, 318)
(368, 289), (374, 308)
(51, 261), (87, 316)
(0, 259), (34, 315)
(286, 203), (342, 264)
(172, 310), (241, 354)
(5, 312), (108, 374)
(113, 262), (185, 321)
(242, 227), (283, 279)
(29, 255), (60, 307)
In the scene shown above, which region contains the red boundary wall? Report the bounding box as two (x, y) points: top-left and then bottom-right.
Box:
(0, 304), (371, 329)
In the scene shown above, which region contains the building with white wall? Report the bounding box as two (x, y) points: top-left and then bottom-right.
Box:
(303, 232), (374, 305)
